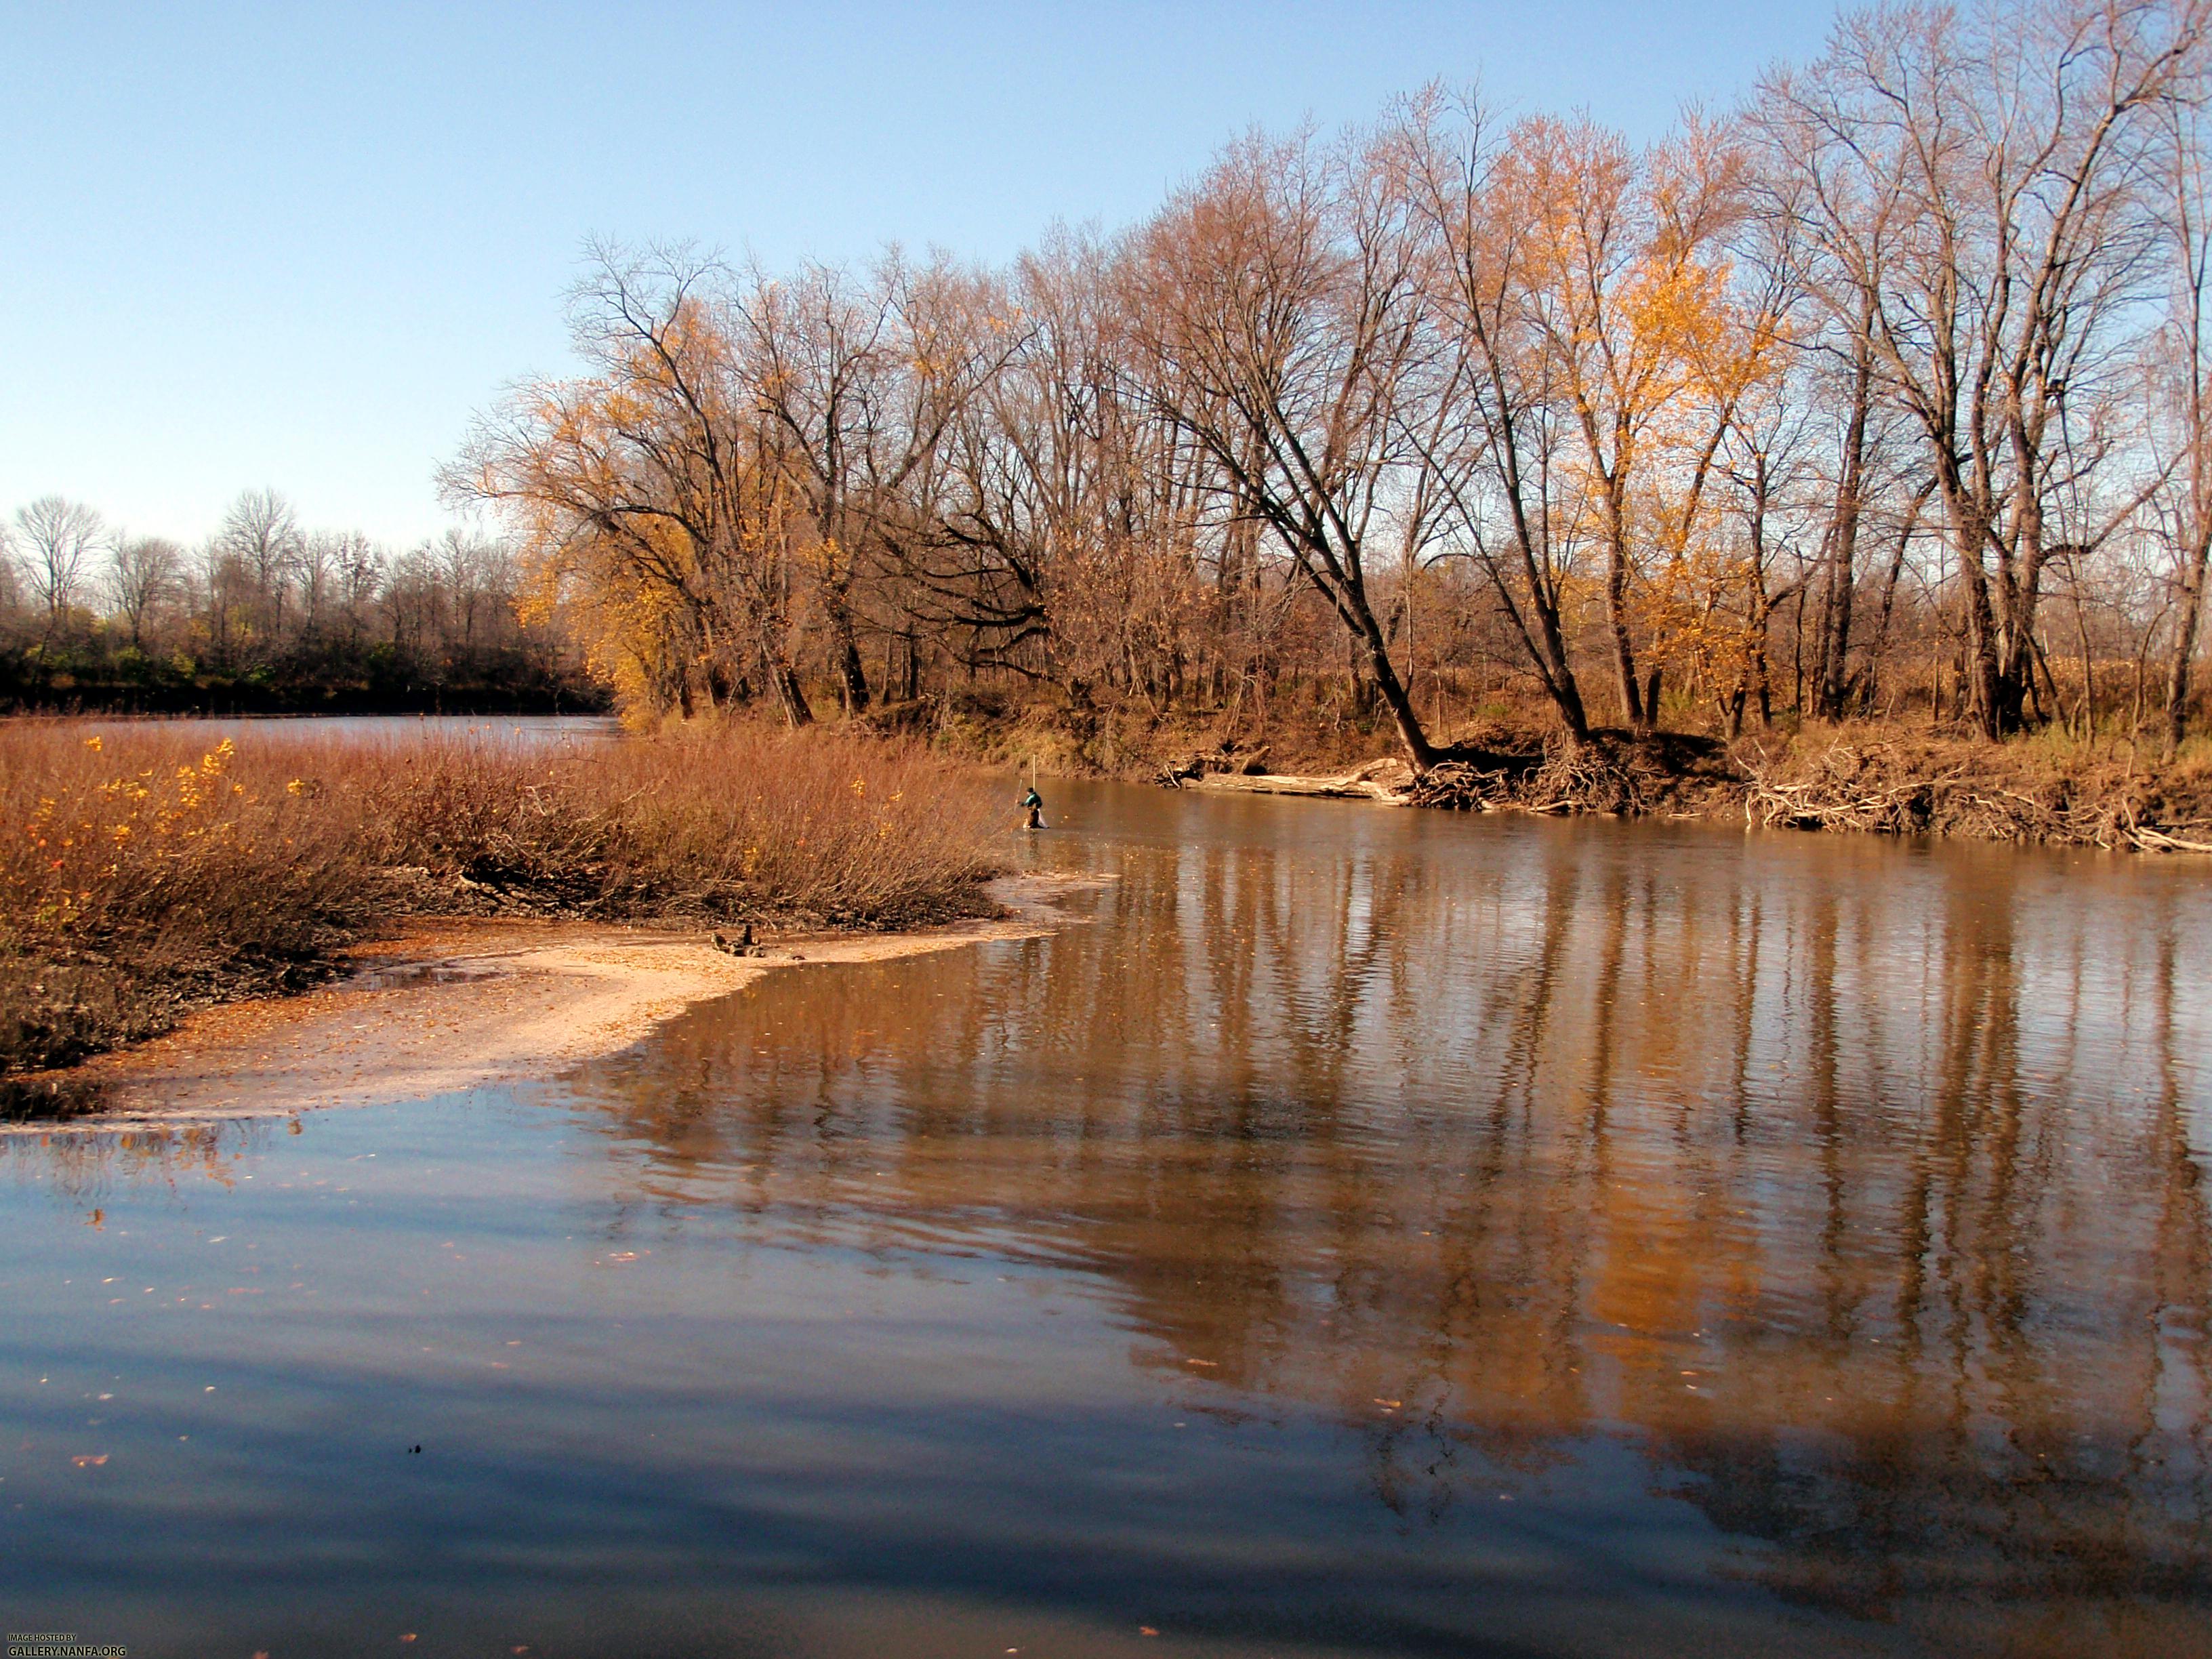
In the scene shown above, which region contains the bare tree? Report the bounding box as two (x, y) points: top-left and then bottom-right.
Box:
(332, 531), (382, 649)
(733, 252), (1017, 712)
(106, 534), (182, 649)
(1126, 128), (1443, 767)
(213, 487), (305, 655)
(2154, 90), (2212, 755)
(1761, 1), (2209, 738)
(396, 31), (2212, 756)
(12, 495), (106, 638)
(295, 531), (345, 644)
(1391, 87), (1595, 740)
(452, 242), (818, 723)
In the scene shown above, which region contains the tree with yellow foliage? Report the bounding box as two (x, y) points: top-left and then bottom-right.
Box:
(1505, 114), (1763, 731)
(449, 243), (815, 724)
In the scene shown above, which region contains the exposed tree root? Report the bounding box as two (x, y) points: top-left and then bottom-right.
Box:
(1140, 723), (2212, 855)
(1406, 734), (1674, 816)
(1742, 741), (2212, 852)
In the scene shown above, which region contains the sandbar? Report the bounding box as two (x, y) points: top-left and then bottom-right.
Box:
(11, 874), (1098, 1130)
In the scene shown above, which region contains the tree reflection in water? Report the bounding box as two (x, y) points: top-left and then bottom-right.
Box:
(557, 783), (2212, 1643)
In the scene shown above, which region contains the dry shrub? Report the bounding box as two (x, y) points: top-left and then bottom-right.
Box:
(354, 721), (1003, 922)
(0, 718), (1002, 1080)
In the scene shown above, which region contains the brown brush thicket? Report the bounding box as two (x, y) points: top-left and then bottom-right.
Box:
(356, 722), (1002, 921)
(0, 721), (1001, 1083)
(417, 1), (2212, 816)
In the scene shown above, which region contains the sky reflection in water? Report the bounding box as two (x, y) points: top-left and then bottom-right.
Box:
(4, 781), (2211, 1658)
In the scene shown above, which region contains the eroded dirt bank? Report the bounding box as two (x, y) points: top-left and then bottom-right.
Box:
(10, 875), (1097, 1129)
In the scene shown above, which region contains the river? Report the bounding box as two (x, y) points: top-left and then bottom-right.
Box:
(4, 779), (2209, 1657)
(79, 712), (623, 745)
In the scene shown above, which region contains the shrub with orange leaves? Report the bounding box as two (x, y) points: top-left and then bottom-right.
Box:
(1, 724), (367, 1081)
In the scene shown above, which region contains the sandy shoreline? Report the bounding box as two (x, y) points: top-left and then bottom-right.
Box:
(10, 874), (1099, 1132)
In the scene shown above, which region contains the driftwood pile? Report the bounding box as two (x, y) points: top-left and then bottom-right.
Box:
(1744, 743), (2212, 852)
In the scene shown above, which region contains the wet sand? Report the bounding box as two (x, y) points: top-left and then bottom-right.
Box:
(17, 874), (1096, 1128)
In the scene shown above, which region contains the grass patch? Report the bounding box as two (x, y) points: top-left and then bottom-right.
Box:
(0, 719), (1004, 1082)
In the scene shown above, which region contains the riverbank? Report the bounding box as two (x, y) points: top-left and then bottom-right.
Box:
(941, 693), (2212, 853)
(1, 718), (1005, 1100)
(3, 874), (1096, 1129)
(1166, 729), (2212, 851)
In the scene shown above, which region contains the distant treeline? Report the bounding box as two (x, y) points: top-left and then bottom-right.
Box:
(0, 489), (603, 715)
(448, 0), (2212, 764)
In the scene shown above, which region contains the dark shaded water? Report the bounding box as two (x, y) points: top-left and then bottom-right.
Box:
(5, 781), (2211, 1657)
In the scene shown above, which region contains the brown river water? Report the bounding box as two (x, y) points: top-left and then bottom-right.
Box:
(4, 779), (2211, 1657)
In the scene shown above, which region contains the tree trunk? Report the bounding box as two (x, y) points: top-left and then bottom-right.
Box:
(767, 653), (813, 727)
(2166, 525), (2212, 759)
(1605, 497), (1645, 731)
(837, 632), (870, 713)
(1815, 330), (1875, 720)
(1957, 546), (2005, 737)
(1364, 625), (1438, 770)
(822, 581), (870, 714)
(1856, 489), (1927, 716)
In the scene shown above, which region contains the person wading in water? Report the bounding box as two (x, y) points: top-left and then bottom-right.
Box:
(1021, 785), (1044, 829)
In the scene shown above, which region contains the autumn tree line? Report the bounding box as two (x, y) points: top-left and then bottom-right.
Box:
(0, 489), (591, 713)
(443, 1), (2212, 770)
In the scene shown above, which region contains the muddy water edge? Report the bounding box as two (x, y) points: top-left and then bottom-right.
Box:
(4, 778), (2210, 1658)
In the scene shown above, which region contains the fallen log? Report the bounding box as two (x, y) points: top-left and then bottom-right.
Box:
(1187, 773), (1402, 800)
(1188, 758), (1414, 800)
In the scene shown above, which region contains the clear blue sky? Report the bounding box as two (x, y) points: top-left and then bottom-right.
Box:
(1, 1), (1839, 549)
